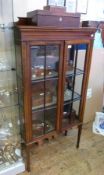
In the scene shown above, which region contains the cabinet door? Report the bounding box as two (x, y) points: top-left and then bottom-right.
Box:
(61, 42), (90, 131)
(30, 43), (62, 138)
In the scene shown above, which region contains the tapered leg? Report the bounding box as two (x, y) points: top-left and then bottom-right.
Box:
(76, 124), (82, 148)
(26, 145), (30, 172)
(64, 130), (68, 136)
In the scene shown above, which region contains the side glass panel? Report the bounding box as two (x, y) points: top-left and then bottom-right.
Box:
(62, 43), (88, 129)
(31, 44), (60, 138)
(0, 71), (18, 108)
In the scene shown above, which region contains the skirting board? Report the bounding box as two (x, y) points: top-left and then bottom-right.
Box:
(0, 162), (25, 175)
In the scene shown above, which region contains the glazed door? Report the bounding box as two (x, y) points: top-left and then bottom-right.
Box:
(61, 41), (90, 131)
(30, 42), (63, 138)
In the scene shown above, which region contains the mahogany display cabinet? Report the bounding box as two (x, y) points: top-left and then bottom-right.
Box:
(14, 25), (96, 171)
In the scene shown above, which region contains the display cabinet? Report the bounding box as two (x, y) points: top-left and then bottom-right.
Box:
(0, 0), (23, 170)
(14, 24), (96, 171)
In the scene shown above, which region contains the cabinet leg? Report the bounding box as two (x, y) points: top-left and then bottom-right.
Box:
(26, 145), (31, 172)
(64, 130), (68, 136)
(76, 125), (82, 148)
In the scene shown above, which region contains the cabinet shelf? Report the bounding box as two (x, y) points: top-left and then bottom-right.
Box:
(32, 76), (58, 83)
(0, 89), (18, 109)
(32, 100), (57, 112)
(32, 105), (56, 113)
(64, 91), (81, 105)
(62, 116), (82, 131)
(0, 68), (16, 72)
(0, 104), (18, 110)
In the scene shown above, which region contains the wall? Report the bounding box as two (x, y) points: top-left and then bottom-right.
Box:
(13, 0), (104, 21)
(13, 0), (28, 21)
(13, 0), (46, 21)
(84, 48), (104, 123)
(27, 0), (46, 11)
(81, 0), (104, 21)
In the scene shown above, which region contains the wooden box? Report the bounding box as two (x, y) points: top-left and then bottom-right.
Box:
(27, 9), (81, 28)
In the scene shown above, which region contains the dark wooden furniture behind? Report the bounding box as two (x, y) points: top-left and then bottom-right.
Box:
(27, 8), (80, 27)
(14, 25), (95, 171)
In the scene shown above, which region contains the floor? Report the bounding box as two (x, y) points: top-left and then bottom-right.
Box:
(19, 122), (104, 175)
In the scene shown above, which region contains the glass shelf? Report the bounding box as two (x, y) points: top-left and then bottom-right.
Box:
(0, 93), (18, 109)
(32, 74), (58, 83)
(66, 68), (84, 77)
(0, 68), (16, 72)
(32, 97), (57, 111)
(32, 71), (58, 81)
(64, 90), (81, 104)
(0, 105), (20, 137)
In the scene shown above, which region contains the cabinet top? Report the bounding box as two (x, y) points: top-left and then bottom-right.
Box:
(15, 25), (96, 33)
(14, 25), (96, 42)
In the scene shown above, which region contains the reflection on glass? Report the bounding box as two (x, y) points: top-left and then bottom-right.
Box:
(44, 108), (56, 134)
(32, 107), (57, 138)
(31, 46), (45, 80)
(0, 106), (20, 138)
(45, 79), (57, 105)
(64, 77), (72, 101)
(0, 74), (18, 108)
(32, 80), (57, 110)
(32, 82), (44, 110)
(46, 45), (59, 78)
(31, 45), (59, 80)
(62, 43), (88, 129)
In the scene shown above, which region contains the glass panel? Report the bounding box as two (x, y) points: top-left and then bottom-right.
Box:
(32, 110), (44, 138)
(0, 106), (20, 139)
(31, 45), (60, 80)
(0, 106), (22, 167)
(32, 107), (57, 138)
(46, 45), (59, 78)
(64, 43), (87, 104)
(0, 71), (18, 108)
(62, 43), (88, 129)
(45, 79), (57, 107)
(32, 79), (58, 110)
(0, 0), (23, 169)
(62, 101), (80, 129)
(31, 44), (59, 137)
(31, 46), (45, 80)
(65, 44), (87, 76)
(32, 82), (44, 110)
(44, 107), (56, 134)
